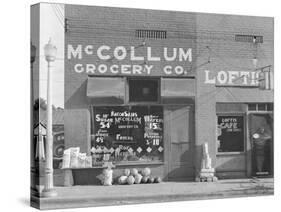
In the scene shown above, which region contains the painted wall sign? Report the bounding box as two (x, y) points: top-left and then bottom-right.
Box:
(204, 70), (260, 86)
(66, 44), (193, 76)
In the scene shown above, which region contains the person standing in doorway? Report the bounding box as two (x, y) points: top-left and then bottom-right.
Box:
(252, 127), (272, 174)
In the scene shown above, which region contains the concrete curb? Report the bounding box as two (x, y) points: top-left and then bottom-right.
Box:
(38, 187), (273, 210)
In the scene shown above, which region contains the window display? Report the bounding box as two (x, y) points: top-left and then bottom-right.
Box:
(91, 106), (164, 165)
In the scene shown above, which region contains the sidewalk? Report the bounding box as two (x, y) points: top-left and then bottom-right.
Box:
(34, 178), (274, 210)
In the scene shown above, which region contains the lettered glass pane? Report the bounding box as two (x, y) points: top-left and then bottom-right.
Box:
(217, 115), (244, 152)
(91, 106), (164, 166)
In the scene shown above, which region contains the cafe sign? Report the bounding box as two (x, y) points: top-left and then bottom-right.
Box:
(67, 44), (193, 76)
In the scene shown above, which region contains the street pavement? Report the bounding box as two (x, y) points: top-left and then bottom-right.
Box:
(34, 178), (273, 210)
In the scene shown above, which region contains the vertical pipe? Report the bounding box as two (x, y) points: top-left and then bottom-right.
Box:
(42, 62), (57, 197)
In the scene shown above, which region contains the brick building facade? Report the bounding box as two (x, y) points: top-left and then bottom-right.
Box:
(64, 5), (273, 184)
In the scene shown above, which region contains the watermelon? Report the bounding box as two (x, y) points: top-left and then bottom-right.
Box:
(118, 176), (128, 185)
(134, 174), (142, 184)
(127, 175), (135, 185)
(154, 176), (162, 183)
(131, 168), (138, 176)
(147, 177), (154, 183)
(124, 169), (130, 176)
(141, 167), (151, 177)
(141, 176), (149, 183)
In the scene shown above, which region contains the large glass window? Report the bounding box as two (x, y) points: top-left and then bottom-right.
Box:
(91, 106), (163, 166)
(217, 115), (244, 153)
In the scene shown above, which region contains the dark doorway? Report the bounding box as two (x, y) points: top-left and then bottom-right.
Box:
(249, 113), (273, 177)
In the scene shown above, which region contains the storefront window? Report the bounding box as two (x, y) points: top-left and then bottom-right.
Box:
(91, 106), (164, 165)
(217, 115), (244, 153)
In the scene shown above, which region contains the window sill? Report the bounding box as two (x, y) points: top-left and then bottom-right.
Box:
(115, 161), (164, 166)
(61, 161), (164, 170)
(216, 152), (245, 156)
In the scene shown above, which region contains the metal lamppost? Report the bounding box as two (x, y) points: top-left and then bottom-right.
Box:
(42, 38), (57, 197)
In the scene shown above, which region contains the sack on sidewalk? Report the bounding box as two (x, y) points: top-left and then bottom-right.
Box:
(70, 147), (80, 168)
(61, 149), (71, 169)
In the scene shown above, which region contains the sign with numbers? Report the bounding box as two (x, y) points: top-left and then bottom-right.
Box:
(92, 106), (163, 161)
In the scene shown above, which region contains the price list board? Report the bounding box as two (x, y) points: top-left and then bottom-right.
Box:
(92, 106), (164, 160)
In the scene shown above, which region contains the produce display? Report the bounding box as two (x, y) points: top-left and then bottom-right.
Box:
(147, 176), (154, 184)
(131, 168), (138, 176)
(141, 167), (151, 176)
(117, 167), (162, 185)
(154, 176), (162, 183)
(127, 175), (135, 185)
(124, 169), (131, 176)
(141, 176), (149, 183)
(118, 176), (128, 185)
(134, 174), (142, 184)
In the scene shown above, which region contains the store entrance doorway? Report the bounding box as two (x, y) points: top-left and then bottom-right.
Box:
(165, 105), (194, 181)
(249, 113), (273, 177)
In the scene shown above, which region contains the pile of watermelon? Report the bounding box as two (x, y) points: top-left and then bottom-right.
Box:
(118, 168), (162, 185)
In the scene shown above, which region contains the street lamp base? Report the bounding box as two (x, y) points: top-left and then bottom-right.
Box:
(41, 188), (58, 198)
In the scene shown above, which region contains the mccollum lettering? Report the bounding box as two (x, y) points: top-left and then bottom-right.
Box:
(67, 45), (192, 62)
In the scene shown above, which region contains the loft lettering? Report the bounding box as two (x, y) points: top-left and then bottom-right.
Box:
(204, 70), (259, 86)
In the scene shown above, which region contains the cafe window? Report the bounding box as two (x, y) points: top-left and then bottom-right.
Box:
(91, 106), (163, 166)
(217, 115), (245, 153)
(128, 79), (159, 103)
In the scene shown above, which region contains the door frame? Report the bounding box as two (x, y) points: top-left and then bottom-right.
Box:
(246, 111), (273, 177)
(163, 104), (195, 181)
(216, 113), (247, 178)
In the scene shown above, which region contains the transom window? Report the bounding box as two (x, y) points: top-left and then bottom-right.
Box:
(248, 103), (273, 112)
(128, 79), (159, 103)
